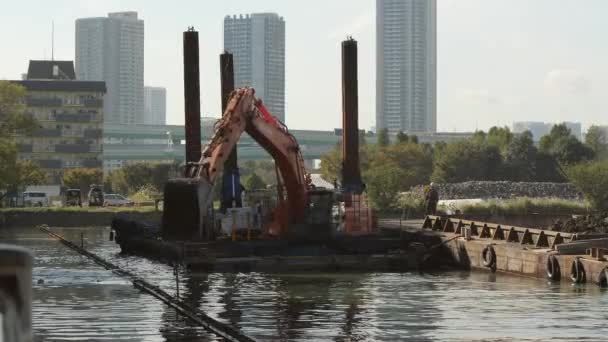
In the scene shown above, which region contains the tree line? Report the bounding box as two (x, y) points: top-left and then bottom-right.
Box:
(320, 125), (608, 211)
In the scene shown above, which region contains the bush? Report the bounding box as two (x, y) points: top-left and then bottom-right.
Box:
(398, 190), (427, 216)
(565, 160), (608, 211)
(449, 197), (588, 216)
(129, 184), (160, 203)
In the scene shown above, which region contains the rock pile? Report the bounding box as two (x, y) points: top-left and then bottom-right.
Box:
(551, 213), (608, 234)
(419, 181), (581, 200)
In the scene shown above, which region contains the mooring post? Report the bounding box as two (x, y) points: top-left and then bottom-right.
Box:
(80, 232), (84, 248)
(183, 27), (202, 176)
(341, 37), (364, 194)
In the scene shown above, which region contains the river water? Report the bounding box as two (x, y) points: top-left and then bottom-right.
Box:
(2, 226), (608, 341)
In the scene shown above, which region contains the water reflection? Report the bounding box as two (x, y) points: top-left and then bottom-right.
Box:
(3, 226), (608, 341)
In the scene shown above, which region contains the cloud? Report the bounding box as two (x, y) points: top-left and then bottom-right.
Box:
(456, 88), (502, 105)
(544, 69), (590, 95)
(327, 11), (373, 40)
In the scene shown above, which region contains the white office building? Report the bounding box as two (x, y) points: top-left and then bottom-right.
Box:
(75, 11), (144, 125)
(224, 13), (285, 122)
(376, 0), (437, 133)
(144, 86), (166, 125)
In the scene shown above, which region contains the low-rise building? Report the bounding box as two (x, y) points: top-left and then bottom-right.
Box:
(12, 60), (106, 184)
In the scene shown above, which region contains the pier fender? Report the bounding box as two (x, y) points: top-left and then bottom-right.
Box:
(482, 245), (496, 271)
(546, 255), (561, 281)
(597, 267), (608, 288)
(570, 258), (586, 284)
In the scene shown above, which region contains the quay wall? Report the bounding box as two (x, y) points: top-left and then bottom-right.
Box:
(0, 210), (161, 228)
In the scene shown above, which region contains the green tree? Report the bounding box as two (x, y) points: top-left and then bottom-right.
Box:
(363, 143), (432, 210)
(62, 168), (103, 189)
(364, 159), (406, 211)
(395, 131), (409, 144)
(377, 128), (390, 147)
(409, 135), (419, 144)
(0, 145), (47, 200)
(107, 161), (184, 195)
(0, 81), (44, 203)
(534, 151), (566, 182)
(504, 131), (537, 181)
(239, 160), (277, 186)
(539, 123), (594, 164)
(244, 172), (267, 190)
(585, 125), (608, 160)
(431, 140), (502, 183)
(486, 126), (513, 153)
(0, 81), (37, 136)
(565, 160), (608, 210)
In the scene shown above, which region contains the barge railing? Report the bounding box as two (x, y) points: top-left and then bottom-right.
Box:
(422, 215), (576, 249)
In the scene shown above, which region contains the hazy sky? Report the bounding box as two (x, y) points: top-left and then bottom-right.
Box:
(2, 0), (607, 132)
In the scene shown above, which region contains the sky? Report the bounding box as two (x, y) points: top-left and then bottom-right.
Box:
(1, 0), (608, 132)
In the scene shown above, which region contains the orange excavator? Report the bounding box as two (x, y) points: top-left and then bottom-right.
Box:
(193, 87), (310, 237)
(163, 86), (325, 240)
(162, 33), (374, 242)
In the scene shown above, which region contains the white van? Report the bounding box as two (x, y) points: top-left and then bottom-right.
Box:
(22, 192), (49, 207)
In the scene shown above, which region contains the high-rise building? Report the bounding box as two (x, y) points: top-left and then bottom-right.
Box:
(11, 60), (105, 184)
(75, 11), (144, 125)
(224, 13), (285, 122)
(376, 0), (437, 133)
(143, 86), (166, 125)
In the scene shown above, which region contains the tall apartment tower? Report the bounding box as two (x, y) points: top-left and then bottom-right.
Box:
(376, 0), (437, 133)
(224, 13), (286, 122)
(143, 86), (166, 125)
(75, 11), (144, 125)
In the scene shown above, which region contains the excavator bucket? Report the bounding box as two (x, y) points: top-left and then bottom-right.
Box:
(161, 178), (214, 240)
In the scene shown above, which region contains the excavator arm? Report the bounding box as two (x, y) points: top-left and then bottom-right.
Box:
(189, 87), (310, 236)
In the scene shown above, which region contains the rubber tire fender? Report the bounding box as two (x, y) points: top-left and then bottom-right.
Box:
(482, 245), (496, 268)
(570, 258), (586, 284)
(546, 255), (561, 281)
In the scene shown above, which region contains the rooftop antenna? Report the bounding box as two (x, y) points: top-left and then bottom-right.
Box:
(51, 20), (55, 61)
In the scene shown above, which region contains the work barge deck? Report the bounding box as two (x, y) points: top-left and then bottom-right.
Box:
(113, 215), (608, 288)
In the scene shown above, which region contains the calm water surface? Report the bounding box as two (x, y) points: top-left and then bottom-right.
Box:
(2, 226), (608, 341)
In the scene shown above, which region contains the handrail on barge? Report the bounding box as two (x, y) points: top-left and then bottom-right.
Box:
(422, 215), (577, 249)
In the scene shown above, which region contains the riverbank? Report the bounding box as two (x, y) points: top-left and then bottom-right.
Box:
(0, 207), (161, 228)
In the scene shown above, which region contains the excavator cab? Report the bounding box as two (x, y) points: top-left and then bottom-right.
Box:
(162, 88), (310, 241)
(287, 189), (336, 241)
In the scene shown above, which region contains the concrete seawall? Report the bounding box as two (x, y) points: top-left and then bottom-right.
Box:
(0, 210), (161, 228)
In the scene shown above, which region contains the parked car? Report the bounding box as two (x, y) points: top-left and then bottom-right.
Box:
(103, 194), (134, 207)
(22, 192), (49, 207)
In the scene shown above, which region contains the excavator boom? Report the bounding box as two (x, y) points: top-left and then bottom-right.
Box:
(163, 88), (310, 239)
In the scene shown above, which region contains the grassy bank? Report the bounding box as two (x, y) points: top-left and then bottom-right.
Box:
(439, 197), (590, 216)
(393, 192), (590, 219)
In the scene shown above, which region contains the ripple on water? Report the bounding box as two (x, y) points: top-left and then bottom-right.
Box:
(4, 226), (608, 341)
